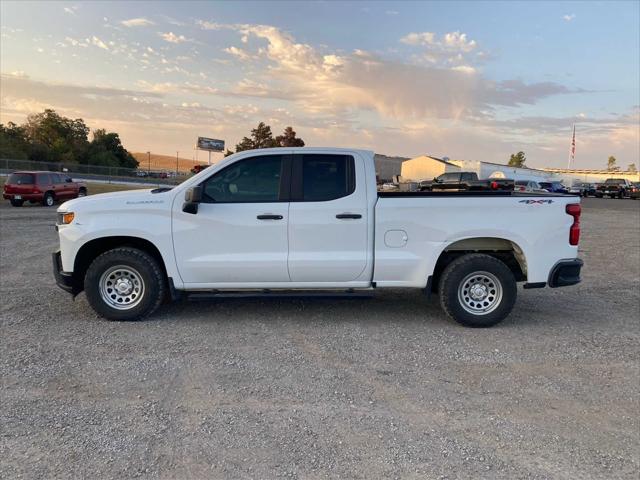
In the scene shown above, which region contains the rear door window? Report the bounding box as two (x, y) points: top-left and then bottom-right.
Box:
(7, 173), (34, 185)
(38, 173), (51, 185)
(293, 154), (355, 201)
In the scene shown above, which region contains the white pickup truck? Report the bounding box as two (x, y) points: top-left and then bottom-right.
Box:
(53, 147), (583, 327)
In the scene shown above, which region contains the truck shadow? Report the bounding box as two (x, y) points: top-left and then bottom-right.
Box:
(149, 285), (596, 330)
(155, 288), (454, 328)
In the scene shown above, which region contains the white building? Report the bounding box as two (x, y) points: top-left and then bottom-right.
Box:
(540, 168), (639, 184)
(400, 155), (461, 182)
(451, 160), (559, 182)
(400, 155), (640, 185)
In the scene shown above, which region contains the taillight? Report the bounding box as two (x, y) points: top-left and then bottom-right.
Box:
(566, 203), (581, 246)
(490, 181), (499, 190)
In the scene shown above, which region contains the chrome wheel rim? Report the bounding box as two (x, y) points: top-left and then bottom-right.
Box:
(458, 271), (503, 315)
(46, 195), (54, 206)
(99, 265), (145, 310)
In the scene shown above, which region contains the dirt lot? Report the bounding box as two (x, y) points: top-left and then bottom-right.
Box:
(1, 197), (638, 479)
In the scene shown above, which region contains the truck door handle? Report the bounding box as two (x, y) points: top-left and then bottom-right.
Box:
(336, 213), (362, 219)
(257, 214), (283, 220)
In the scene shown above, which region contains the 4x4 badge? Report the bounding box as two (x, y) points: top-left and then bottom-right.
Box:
(519, 199), (554, 204)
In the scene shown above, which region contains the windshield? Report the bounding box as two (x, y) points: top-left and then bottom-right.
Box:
(436, 173), (460, 182)
(7, 173), (34, 185)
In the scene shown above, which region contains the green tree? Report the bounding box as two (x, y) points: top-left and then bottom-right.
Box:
(628, 163), (637, 173)
(235, 122), (278, 152)
(0, 122), (30, 159)
(223, 149), (235, 157)
(24, 109), (89, 163)
(276, 126), (305, 147)
(86, 129), (138, 168)
(508, 151), (526, 167)
(607, 156), (617, 171)
(234, 136), (255, 153)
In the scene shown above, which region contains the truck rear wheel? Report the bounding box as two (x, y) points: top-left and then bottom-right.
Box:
(438, 253), (517, 328)
(84, 247), (166, 321)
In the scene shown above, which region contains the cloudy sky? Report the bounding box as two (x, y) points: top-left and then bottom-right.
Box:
(1, 1), (638, 168)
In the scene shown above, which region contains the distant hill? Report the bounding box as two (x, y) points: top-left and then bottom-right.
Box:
(374, 153), (409, 180)
(132, 152), (204, 173)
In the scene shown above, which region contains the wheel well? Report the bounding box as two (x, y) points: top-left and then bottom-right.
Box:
(430, 238), (527, 292)
(73, 236), (167, 292)
(78, 186), (87, 192)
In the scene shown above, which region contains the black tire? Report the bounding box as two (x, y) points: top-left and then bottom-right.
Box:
(10, 199), (24, 207)
(42, 192), (55, 207)
(77, 188), (87, 197)
(84, 247), (166, 321)
(438, 253), (517, 328)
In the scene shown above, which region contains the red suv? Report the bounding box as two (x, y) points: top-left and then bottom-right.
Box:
(3, 171), (87, 207)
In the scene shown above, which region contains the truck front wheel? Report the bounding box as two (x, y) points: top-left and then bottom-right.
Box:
(84, 247), (166, 321)
(438, 253), (517, 328)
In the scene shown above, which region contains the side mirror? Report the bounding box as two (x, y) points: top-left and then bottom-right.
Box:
(184, 186), (202, 203)
(183, 186), (203, 214)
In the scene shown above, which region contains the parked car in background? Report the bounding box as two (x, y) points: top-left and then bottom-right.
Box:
(191, 164), (210, 175)
(596, 178), (633, 198)
(629, 182), (640, 200)
(135, 170), (148, 177)
(419, 171), (514, 192)
(538, 181), (569, 194)
(3, 171), (87, 207)
(515, 180), (547, 193)
(569, 182), (597, 197)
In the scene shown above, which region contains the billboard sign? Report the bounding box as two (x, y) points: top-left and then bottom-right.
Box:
(197, 137), (225, 152)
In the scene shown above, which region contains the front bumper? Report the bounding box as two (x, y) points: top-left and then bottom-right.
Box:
(548, 258), (583, 288)
(52, 250), (77, 294)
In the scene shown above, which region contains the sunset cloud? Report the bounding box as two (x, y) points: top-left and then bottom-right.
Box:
(90, 36), (109, 50)
(216, 24), (571, 120)
(121, 18), (155, 27)
(159, 31), (189, 43)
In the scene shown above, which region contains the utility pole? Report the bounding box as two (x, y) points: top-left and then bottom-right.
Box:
(176, 151), (179, 177)
(147, 151), (151, 175)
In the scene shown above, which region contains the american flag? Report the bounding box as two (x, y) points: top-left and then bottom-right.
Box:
(567, 124), (576, 169)
(570, 124), (576, 160)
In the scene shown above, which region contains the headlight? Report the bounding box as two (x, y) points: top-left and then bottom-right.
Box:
(57, 212), (75, 225)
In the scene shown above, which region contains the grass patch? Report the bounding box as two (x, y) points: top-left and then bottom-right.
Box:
(82, 182), (149, 195)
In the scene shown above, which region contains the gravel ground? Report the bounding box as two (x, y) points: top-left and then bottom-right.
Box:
(1, 197), (638, 479)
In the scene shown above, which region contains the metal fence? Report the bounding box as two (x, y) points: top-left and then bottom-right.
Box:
(0, 158), (190, 186)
